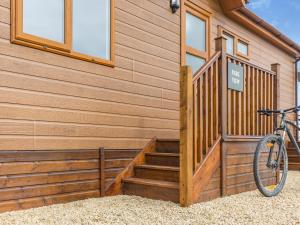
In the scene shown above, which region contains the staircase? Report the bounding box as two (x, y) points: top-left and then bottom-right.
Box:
(112, 42), (224, 206)
(123, 139), (180, 202)
(287, 143), (300, 170)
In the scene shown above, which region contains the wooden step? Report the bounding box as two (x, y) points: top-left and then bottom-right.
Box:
(156, 139), (179, 153)
(286, 147), (299, 152)
(287, 142), (300, 148)
(287, 149), (299, 155)
(134, 165), (179, 182)
(288, 162), (300, 170)
(145, 152), (179, 167)
(123, 178), (179, 202)
(288, 155), (300, 163)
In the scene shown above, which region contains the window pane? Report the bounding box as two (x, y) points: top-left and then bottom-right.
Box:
(224, 33), (234, 55)
(186, 13), (206, 52)
(237, 41), (248, 55)
(23, 0), (64, 43)
(73, 0), (110, 59)
(186, 54), (205, 74)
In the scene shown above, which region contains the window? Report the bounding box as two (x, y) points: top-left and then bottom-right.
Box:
(23, 0), (65, 44)
(218, 26), (250, 60)
(12, 0), (114, 66)
(237, 40), (249, 56)
(73, 0), (110, 59)
(186, 53), (206, 75)
(182, 2), (210, 75)
(223, 33), (234, 55)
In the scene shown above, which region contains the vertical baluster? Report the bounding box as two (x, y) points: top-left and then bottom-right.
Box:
(270, 75), (274, 131)
(242, 63), (247, 135)
(263, 72), (267, 135)
(267, 74), (271, 133)
(228, 89), (232, 135)
(204, 71), (209, 156)
(255, 68), (260, 135)
(265, 72), (268, 134)
(237, 61), (242, 136)
(246, 65), (251, 135)
(232, 90), (236, 135)
(231, 59), (237, 135)
(214, 61), (219, 139)
(227, 58), (231, 134)
(250, 67), (255, 135)
(260, 71), (264, 135)
(259, 70), (264, 135)
(271, 64), (280, 134)
(209, 67), (214, 147)
(193, 82), (198, 170)
(199, 76), (203, 164)
(227, 57), (232, 135)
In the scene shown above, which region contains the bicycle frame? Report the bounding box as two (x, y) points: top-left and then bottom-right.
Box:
(285, 120), (300, 155)
(275, 113), (300, 155)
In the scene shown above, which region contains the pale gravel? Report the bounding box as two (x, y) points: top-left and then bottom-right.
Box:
(0, 172), (299, 225)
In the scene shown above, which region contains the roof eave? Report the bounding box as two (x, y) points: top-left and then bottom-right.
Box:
(218, 0), (300, 57)
(219, 0), (247, 12)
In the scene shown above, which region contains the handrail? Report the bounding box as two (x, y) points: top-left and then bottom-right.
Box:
(193, 51), (222, 82)
(227, 54), (276, 75)
(180, 45), (223, 206)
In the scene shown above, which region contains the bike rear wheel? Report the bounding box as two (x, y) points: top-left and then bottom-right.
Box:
(253, 134), (288, 197)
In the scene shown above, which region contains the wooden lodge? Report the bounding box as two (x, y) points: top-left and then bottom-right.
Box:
(0, 0), (299, 212)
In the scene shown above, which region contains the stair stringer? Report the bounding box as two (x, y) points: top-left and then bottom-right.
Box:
(105, 137), (157, 196)
(192, 137), (221, 203)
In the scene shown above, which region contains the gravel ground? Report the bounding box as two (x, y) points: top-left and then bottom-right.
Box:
(0, 171), (299, 225)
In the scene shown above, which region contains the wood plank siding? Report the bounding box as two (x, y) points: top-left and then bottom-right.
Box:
(0, 0), (295, 151)
(0, 0), (181, 150)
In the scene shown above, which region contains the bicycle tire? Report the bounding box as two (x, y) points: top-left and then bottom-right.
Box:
(253, 134), (288, 197)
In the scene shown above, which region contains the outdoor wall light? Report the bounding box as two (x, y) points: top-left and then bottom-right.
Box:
(170, 0), (180, 13)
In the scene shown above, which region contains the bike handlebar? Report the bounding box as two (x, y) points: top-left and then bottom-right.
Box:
(257, 106), (300, 116)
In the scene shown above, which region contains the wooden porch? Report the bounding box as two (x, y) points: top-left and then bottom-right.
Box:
(179, 36), (279, 206)
(104, 36), (280, 206)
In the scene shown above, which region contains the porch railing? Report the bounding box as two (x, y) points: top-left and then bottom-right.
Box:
(192, 51), (222, 170)
(180, 36), (279, 206)
(180, 38), (224, 206)
(226, 55), (278, 137)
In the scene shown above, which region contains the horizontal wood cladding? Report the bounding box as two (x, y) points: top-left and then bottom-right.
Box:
(223, 140), (276, 196)
(0, 0), (180, 150)
(0, 0), (295, 152)
(0, 148), (140, 212)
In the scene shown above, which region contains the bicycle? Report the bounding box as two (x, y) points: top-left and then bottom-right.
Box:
(253, 106), (300, 197)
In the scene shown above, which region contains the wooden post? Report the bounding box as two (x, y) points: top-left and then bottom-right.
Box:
(99, 147), (105, 197)
(215, 36), (227, 196)
(271, 64), (280, 182)
(271, 64), (280, 132)
(180, 66), (194, 207)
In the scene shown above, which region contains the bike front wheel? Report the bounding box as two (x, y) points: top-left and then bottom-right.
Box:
(253, 134), (288, 197)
